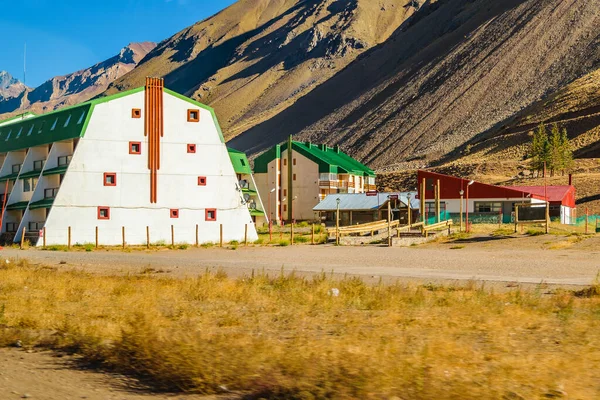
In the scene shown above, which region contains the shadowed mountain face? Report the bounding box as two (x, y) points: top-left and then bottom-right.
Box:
(105, 0), (423, 139)
(227, 0), (600, 168)
(0, 42), (156, 117)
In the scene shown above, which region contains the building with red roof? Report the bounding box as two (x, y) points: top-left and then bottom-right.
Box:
(417, 171), (576, 224)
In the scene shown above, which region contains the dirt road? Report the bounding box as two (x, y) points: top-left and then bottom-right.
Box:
(0, 348), (233, 400)
(3, 234), (600, 286)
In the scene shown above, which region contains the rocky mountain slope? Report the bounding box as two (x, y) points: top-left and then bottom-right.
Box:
(0, 42), (156, 117)
(105, 0), (425, 139)
(228, 0), (600, 168)
(0, 71), (28, 101)
(446, 67), (600, 166)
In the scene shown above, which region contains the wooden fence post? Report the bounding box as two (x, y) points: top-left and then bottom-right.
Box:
(43, 227), (46, 247)
(291, 222), (294, 245)
(244, 224), (248, 246)
(146, 226), (150, 248)
(220, 224), (223, 247)
(20, 227), (26, 250)
(171, 225), (175, 247)
(68, 226), (71, 249)
(122, 226), (125, 249)
(195, 224), (199, 247)
(514, 206), (519, 233)
(95, 226), (98, 249)
(311, 224), (315, 245)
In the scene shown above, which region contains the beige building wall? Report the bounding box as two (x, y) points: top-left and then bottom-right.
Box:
(255, 147), (376, 223)
(255, 158), (281, 224)
(280, 150), (319, 221)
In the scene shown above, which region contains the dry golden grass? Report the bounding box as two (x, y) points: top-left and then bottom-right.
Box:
(1, 259), (600, 399)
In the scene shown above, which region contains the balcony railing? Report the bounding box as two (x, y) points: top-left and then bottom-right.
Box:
(44, 187), (59, 199)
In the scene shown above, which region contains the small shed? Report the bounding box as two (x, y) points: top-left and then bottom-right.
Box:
(313, 192), (419, 226)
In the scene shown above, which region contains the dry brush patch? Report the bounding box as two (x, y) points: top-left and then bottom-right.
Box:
(1, 259), (600, 399)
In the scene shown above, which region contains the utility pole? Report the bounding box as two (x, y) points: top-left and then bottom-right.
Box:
(544, 161), (549, 234)
(387, 196), (392, 247)
(23, 42), (27, 86)
(287, 135), (293, 224)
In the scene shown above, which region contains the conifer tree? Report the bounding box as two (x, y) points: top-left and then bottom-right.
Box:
(560, 127), (573, 174)
(530, 123), (548, 176)
(549, 123), (562, 176)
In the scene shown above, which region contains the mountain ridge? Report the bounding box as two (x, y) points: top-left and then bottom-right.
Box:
(0, 42), (156, 118)
(104, 0), (425, 139)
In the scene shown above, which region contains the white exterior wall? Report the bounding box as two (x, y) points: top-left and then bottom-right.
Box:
(40, 90), (257, 246)
(438, 198), (538, 213)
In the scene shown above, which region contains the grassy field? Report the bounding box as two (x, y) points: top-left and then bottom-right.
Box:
(1, 259), (600, 399)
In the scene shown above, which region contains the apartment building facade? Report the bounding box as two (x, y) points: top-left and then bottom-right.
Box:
(254, 140), (376, 223)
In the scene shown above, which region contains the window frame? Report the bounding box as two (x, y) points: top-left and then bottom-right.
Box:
(103, 172), (117, 187)
(187, 109), (200, 122)
(97, 206), (111, 220)
(129, 141), (141, 155)
(57, 155), (72, 166)
(205, 208), (217, 221)
(474, 201), (503, 213)
(33, 159), (45, 171)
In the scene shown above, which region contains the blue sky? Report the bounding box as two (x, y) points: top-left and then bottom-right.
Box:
(0, 0), (236, 87)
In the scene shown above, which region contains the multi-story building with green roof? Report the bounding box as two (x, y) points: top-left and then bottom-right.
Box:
(0, 79), (258, 246)
(253, 140), (376, 223)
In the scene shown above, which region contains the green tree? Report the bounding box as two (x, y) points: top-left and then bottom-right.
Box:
(549, 123), (562, 176)
(540, 138), (551, 177)
(530, 123), (549, 176)
(560, 127), (573, 174)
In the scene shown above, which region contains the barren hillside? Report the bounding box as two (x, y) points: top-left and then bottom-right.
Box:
(229, 0), (600, 168)
(105, 0), (423, 139)
(444, 68), (600, 166)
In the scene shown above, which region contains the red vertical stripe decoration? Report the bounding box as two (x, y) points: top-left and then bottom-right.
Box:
(145, 77), (164, 203)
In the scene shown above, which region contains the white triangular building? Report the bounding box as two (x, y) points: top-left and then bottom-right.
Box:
(0, 79), (258, 246)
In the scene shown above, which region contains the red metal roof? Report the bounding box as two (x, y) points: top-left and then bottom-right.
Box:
(417, 171), (576, 208)
(508, 185), (576, 208)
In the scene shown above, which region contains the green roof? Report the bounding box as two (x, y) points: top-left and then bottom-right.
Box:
(254, 141), (375, 177)
(29, 198), (54, 210)
(0, 112), (37, 127)
(253, 144), (281, 174)
(42, 165), (69, 176)
(0, 86), (221, 154)
(0, 87), (144, 154)
(6, 201), (29, 211)
(0, 104), (92, 153)
(227, 147), (253, 175)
